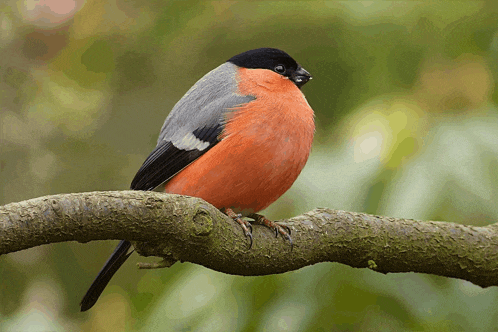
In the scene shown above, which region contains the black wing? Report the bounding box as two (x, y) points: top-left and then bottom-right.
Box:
(130, 123), (223, 191)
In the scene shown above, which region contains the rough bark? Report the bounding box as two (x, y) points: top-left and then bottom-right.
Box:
(1, 191), (497, 287)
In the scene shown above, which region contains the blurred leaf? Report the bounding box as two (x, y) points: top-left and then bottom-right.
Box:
(81, 40), (115, 74)
(114, 51), (156, 92)
(380, 109), (498, 223)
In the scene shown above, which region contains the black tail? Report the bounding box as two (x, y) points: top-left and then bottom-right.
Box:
(80, 240), (133, 311)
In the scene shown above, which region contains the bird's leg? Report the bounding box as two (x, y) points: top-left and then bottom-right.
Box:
(248, 213), (293, 250)
(224, 208), (253, 249)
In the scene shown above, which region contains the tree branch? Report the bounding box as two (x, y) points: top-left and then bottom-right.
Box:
(1, 191), (498, 287)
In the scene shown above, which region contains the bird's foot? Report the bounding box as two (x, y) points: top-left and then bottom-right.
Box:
(248, 213), (293, 250)
(224, 208), (253, 249)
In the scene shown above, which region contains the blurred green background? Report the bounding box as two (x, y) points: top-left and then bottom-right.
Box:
(2, 1), (498, 331)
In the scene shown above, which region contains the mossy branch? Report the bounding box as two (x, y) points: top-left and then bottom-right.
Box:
(1, 191), (497, 287)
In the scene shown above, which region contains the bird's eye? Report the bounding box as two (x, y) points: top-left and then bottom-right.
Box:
(274, 64), (286, 74)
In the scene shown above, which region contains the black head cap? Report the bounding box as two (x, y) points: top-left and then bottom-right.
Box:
(228, 48), (312, 88)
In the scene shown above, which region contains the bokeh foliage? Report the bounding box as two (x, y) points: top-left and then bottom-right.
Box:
(2, 1), (498, 331)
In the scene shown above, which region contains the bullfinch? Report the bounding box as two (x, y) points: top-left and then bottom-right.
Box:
(80, 48), (314, 312)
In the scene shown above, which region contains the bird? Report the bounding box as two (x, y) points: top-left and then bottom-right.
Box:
(80, 47), (314, 312)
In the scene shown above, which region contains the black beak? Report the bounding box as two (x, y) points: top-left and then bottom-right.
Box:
(292, 66), (312, 88)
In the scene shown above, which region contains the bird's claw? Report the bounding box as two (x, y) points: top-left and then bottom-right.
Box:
(248, 213), (293, 250)
(225, 208), (254, 249)
(246, 219), (253, 234)
(246, 231), (253, 250)
(224, 209), (292, 250)
(238, 219), (253, 249)
(273, 221), (293, 251)
(281, 229), (293, 251)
